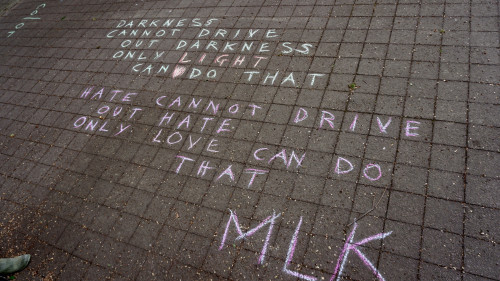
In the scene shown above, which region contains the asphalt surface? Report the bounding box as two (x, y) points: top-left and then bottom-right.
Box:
(0, 0), (499, 280)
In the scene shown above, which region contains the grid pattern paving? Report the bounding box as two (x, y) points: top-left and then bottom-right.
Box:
(0, 0), (499, 280)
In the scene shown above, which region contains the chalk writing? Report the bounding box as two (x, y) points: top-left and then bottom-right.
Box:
(283, 216), (317, 281)
(55, 12), (436, 278)
(219, 209), (280, 264)
(106, 17), (323, 84)
(173, 155), (269, 187)
(219, 210), (393, 280)
(331, 222), (392, 281)
(252, 148), (306, 169)
(71, 84), (427, 183)
(6, 3), (46, 37)
(335, 157), (383, 181)
(71, 87), (142, 136)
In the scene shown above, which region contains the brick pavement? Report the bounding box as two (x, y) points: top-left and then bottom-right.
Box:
(0, 0), (499, 280)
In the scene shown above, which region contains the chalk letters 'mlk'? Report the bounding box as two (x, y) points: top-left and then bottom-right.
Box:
(219, 210), (392, 281)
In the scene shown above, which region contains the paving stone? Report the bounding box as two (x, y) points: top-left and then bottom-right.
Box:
(428, 169), (464, 201)
(387, 191), (425, 225)
(397, 140), (431, 167)
(433, 121), (467, 147)
(383, 220), (422, 259)
(58, 256), (90, 280)
(430, 144), (466, 173)
(393, 164), (427, 194)
(464, 205), (500, 243)
(419, 262), (462, 281)
(466, 175), (500, 209)
(0, 0), (498, 279)
(424, 197), (464, 234)
(464, 237), (500, 279)
(467, 149), (500, 179)
(422, 228), (463, 268)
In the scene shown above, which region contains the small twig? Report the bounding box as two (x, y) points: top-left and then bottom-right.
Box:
(347, 186), (389, 227)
